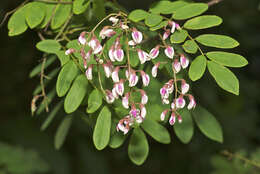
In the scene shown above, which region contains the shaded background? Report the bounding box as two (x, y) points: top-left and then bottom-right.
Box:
(0, 0), (260, 173)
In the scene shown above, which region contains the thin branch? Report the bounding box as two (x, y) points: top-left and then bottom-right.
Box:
(207, 0), (224, 6)
(40, 58), (49, 112)
(54, 13), (73, 40)
(34, 0), (72, 4)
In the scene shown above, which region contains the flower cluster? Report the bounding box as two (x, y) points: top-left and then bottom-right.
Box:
(65, 14), (197, 134)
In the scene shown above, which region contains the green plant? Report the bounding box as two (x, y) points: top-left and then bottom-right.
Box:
(4, 0), (248, 165)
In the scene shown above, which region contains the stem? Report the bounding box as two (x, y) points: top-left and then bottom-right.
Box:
(97, 64), (106, 94)
(40, 58), (49, 112)
(207, 0), (224, 6)
(186, 33), (205, 57)
(34, 0), (73, 4)
(55, 13), (73, 40)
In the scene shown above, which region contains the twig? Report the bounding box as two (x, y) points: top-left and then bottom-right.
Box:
(40, 58), (49, 112)
(54, 13), (73, 40)
(34, 0), (72, 4)
(37, 31), (45, 40)
(207, 0), (224, 6)
(44, 4), (58, 32)
(221, 150), (260, 168)
(0, 0), (29, 27)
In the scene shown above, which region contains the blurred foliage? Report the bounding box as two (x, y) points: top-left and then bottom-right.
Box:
(0, 142), (49, 174)
(0, 0), (260, 174)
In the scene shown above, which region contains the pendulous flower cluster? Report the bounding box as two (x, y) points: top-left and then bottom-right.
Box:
(65, 14), (197, 135)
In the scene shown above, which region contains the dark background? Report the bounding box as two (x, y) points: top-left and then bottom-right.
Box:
(0, 0), (260, 173)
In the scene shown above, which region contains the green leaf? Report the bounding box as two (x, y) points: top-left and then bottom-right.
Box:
(39, 3), (56, 28)
(196, 34), (240, 49)
(149, 1), (188, 14)
(184, 15), (222, 30)
(41, 101), (63, 131)
(109, 131), (127, 148)
(87, 89), (103, 113)
(56, 60), (80, 97)
(128, 9), (149, 22)
(150, 21), (168, 31)
(73, 0), (90, 15)
(141, 119), (171, 144)
(93, 106), (111, 150)
(128, 127), (149, 165)
(8, 6), (28, 36)
(207, 61), (239, 95)
(174, 109), (193, 144)
(172, 3), (208, 20)
(145, 13), (163, 27)
(92, 0), (106, 20)
(64, 74), (88, 113)
(188, 55), (207, 81)
(36, 40), (61, 53)
(51, 0), (72, 29)
(55, 50), (70, 66)
(206, 52), (248, 68)
(192, 106), (223, 143)
(170, 29), (188, 43)
(54, 115), (73, 149)
(25, 2), (45, 29)
(129, 50), (140, 67)
(182, 40), (198, 54)
(29, 55), (56, 78)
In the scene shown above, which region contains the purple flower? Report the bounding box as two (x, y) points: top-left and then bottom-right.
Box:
(129, 71), (138, 87)
(169, 112), (176, 125)
(187, 95), (196, 110)
(172, 59), (181, 73)
(152, 62), (160, 77)
(175, 96), (186, 109)
(78, 31), (87, 45)
(122, 92), (130, 109)
(140, 71), (150, 87)
(163, 29), (170, 40)
(137, 49), (149, 64)
(164, 46), (174, 59)
(180, 54), (189, 69)
(181, 80), (190, 94)
(99, 26), (116, 39)
(105, 90), (115, 103)
(160, 109), (168, 121)
(131, 28), (143, 44)
(149, 45), (160, 59)
(111, 66), (120, 83)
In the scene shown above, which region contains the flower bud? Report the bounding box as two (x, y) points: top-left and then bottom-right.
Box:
(140, 89), (148, 105)
(180, 54), (189, 69)
(175, 96), (186, 108)
(160, 109), (168, 121)
(177, 115), (182, 123)
(137, 49), (149, 64)
(169, 112), (176, 125)
(128, 40), (136, 46)
(171, 102), (175, 109)
(111, 67), (120, 83)
(99, 26), (116, 39)
(132, 28), (143, 44)
(78, 31), (87, 45)
(140, 104), (146, 119)
(122, 92), (130, 109)
(108, 45), (115, 62)
(149, 45), (160, 59)
(105, 90), (115, 103)
(113, 47), (124, 62)
(163, 29), (170, 40)
(115, 80), (124, 96)
(65, 48), (76, 55)
(168, 21), (176, 33)
(85, 65), (93, 80)
(129, 71), (138, 87)
(152, 62), (160, 77)
(187, 95), (196, 110)
(140, 71), (150, 87)
(112, 87), (119, 99)
(164, 46), (174, 59)
(103, 62), (113, 78)
(181, 80), (190, 94)
(172, 59), (181, 73)
(109, 16), (119, 25)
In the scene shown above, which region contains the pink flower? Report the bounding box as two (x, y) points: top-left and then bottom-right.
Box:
(164, 46), (174, 59)
(78, 31), (87, 45)
(88, 36), (102, 54)
(109, 16), (119, 25)
(160, 87), (169, 99)
(152, 62), (160, 77)
(175, 23), (181, 30)
(163, 29), (170, 40)
(125, 69), (130, 79)
(132, 28), (143, 44)
(112, 87), (119, 99)
(130, 105), (140, 118)
(108, 45), (115, 62)
(137, 49), (149, 64)
(122, 92), (130, 109)
(140, 71), (150, 87)
(169, 112), (176, 125)
(105, 90), (115, 103)
(172, 59), (181, 73)
(149, 45), (160, 59)
(175, 96), (186, 108)
(111, 67), (120, 83)
(116, 117), (131, 135)
(140, 104), (146, 119)
(180, 54), (189, 69)
(181, 80), (190, 94)
(65, 48), (76, 55)
(85, 49), (92, 62)
(171, 102), (175, 109)
(85, 65), (93, 80)
(99, 26), (116, 39)
(140, 89), (148, 105)
(168, 21), (176, 33)
(160, 109), (168, 121)
(129, 71), (138, 87)
(115, 80), (124, 96)
(165, 80), (174, 94)
(103, 62), (113, 78)
(187, 95), (196, 110)
(113, 47), (124, 62)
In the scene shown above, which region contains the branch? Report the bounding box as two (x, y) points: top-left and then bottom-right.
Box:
(207, 0), (224, 6)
